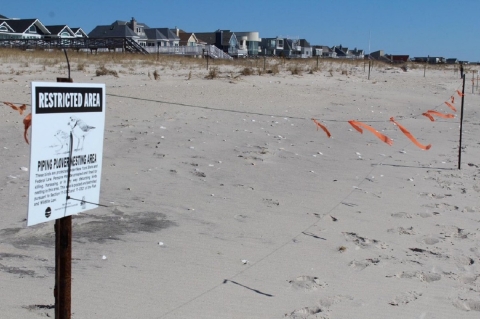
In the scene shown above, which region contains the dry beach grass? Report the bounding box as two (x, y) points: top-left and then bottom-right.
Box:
(0, 49), (480, 318)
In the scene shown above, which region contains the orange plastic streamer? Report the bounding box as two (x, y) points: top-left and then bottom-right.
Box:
(390, 117), (431, 150)
(348, 120), (393, 145)
(444, 101), (457, 112)
(422, 112), (435, 121)
(457, 90), (465, 97)
(4, 102), (27, 115)
(425, 110), (455, 119)
(23, 113), (32, 144)
(311, 118), (331, 138)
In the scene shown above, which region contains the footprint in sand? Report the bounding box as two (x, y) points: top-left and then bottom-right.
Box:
(318, 295), (354, 308)
(453, 299), (480, 312)
(389, 291), (422, 306)
(288, 276), (326, 291)
(391, 212), (412, 219)
(417, 236), (441, 245)
(349, 258), (380, 270)
(284, 306), (325, 319)
(387, 226), (416, 235)
(387, 271), (441, 283)
(342, 232), (386, 249)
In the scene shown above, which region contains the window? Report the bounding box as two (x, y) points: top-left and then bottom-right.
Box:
(277, 39), (283, 49)
(0, 26), (7, 32)
(28, 25), (37, 33)
(61, 32), (70, 38)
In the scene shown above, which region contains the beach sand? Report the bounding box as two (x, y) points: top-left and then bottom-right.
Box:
(1, 55), (480, 318)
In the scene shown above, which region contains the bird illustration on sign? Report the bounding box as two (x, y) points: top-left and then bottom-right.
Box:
(67, 116), (95, 151)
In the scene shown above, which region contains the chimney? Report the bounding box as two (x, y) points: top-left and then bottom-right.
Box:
(175, 26), (179, 37)
(130, 17), (137, 33)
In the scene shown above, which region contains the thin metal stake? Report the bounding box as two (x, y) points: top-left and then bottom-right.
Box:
(472, 71), (475, 94)
(63, 49), (71, 80)
(458, 75), (466, 169)
(368, 60), (371, 80)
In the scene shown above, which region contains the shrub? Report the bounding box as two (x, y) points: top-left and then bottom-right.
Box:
(96, 66), (118, 77)
(289, 65), (303, 75)
(270, 64), (280, 75)
(153, 69), (160, 80)
(205, 67), (218, 79)
(241, 67), (253, 76)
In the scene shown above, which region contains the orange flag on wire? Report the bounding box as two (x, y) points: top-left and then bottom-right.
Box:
(23, 113), (32, 144)
(311, 118), (331, 138)
(390, 117), (431, 150)
(425, 110), (455, 119)
(457, 90), (464, 97)
(422, 112), (435, 121)
(4, 102), (27, 115)
(445, 101), (457, 112)
(348, 120), (393, 145)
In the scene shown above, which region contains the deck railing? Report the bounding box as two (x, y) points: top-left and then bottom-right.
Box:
(0, 38), (233, 59)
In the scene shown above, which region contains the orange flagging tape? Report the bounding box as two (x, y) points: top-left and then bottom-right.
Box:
(4, 102), (27, 115)
(390, 117), (431, 150)
(348, 120), (393, 145)
(311, 118), (331, 138)
(451, 96), (455, 104)
(426, 110), (455, 119)
(23, 113), (31, 144)
(457, 90), (465, 97)
(444, 101), (457, 112)
(422, 112), (435, 121)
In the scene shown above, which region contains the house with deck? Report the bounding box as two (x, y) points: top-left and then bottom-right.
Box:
(195, 30), (246, 58)
(0, 18), (50, 39)
(299, 39), (312, 58)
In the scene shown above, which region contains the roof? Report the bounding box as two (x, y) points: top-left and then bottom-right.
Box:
(194, 30), (234, 46)
(0, 20), (14, 32)
(194, 32), (216, 44)
(220, 30), (234, 46)
(88, 20), (149, 39)
(144, 28), (167, 40)
(299, 39), (311, 47)
(2, 19), (50, 35)
(71, 27), (88, 37)
(45, 25), (75, 36)
(88, 24), (138, 38)
(0, 14), (8, 19)
(178, 32), (197, 44)
(153, 28), (179, 40)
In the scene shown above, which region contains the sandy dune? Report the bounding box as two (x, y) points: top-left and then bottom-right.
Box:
(1, 57), (480, 318)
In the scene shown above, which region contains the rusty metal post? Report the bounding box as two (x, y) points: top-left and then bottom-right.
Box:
(55, 216), (72, 319)
(54, 76), (73, 319)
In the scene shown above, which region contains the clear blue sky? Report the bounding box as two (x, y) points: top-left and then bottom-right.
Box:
(3, 0), (480, 61)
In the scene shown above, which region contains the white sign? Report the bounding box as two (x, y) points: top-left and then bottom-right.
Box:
(27, 82), (106, 226)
